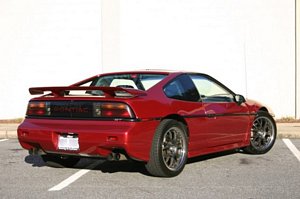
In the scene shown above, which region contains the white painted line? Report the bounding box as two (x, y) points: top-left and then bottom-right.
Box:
(282, 139), (300, 162)
(0, 139), (9, 142)
(48, 160), (102, 191)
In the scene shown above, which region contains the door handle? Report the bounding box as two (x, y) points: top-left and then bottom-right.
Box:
(207, 114), (216, 118)
(205, 109), (217, 119)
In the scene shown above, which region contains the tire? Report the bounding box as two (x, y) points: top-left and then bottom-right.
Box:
(41, 154), (80, 168)
(244, 111), (277, 154)
(145, 119), (188, 177)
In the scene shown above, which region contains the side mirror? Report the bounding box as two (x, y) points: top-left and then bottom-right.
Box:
(234, 94), (246, 105)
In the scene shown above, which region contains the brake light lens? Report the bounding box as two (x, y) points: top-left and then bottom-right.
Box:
(26, 101), (50, 116)
(26, 101), (134, 119)
(93, 102), (134, 118)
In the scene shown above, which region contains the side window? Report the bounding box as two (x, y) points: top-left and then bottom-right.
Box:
(164, 75), (200, 102)
(189, 75), (234, 103)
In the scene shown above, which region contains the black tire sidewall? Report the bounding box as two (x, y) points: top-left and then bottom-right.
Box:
(246, 111), (277, 154)
(150, 119), (188, 177)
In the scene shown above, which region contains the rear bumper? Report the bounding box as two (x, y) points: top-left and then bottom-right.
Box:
(17, 118), (159, 161)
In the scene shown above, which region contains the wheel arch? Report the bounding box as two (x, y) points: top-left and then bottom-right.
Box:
(161, 114), (189, 137)
(259, 107), (269, 113)
(258, 106), (275, 117)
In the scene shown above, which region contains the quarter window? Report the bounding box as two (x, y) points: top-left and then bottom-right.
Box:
(164, 75), (200, 102)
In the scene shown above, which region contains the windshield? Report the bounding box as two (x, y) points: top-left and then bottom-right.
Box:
(91, 74), (167, 91)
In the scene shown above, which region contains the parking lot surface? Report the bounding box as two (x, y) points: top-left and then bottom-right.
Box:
(0, 139), (299, 199)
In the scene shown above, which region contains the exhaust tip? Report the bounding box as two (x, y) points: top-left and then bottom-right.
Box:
(107, 152), (121, 161)
(28, 148), (46, 155)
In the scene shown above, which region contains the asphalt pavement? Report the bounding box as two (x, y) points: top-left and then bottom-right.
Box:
(1, 121), (299, 198)
(1, 138), (300, 198)
(1, 122), (299, 139)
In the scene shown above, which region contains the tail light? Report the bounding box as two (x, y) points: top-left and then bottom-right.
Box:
(26, 101), (50, 116)
(93, 102), (134, 118)
(26, 101), (134, 119)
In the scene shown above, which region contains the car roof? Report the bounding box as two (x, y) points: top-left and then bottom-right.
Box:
(96, 69), (190, 77)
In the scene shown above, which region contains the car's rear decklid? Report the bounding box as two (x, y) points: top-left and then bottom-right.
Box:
(27, 86), (144, 120)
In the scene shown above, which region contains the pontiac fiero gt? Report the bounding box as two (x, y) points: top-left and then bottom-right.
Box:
(18, 71), (277, 177)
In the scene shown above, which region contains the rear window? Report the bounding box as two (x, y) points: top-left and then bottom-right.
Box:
(91, 74), (167, 91)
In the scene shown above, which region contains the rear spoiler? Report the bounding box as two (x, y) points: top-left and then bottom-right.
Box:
(29, 86), (147, 97)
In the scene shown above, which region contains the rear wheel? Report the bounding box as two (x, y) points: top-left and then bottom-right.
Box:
(244, 111), (277, 154)
(145, 119), (188, 177)
(41, 154), (80, 168)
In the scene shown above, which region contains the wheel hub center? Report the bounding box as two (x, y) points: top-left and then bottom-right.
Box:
(169, 146), (177, 156)
(258, 131), (266, 137)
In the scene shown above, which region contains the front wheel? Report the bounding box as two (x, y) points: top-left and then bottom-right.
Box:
(145, 119), (188, 177)
(244, 111), (277, 154)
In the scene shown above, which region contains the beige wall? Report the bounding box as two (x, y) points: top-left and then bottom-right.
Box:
(0, 0), (102, 119)
(101, 0), (120, 71)
(117, 0), (296, 119)
(0, 0), (298, 119)
(297, 0), (300, 118)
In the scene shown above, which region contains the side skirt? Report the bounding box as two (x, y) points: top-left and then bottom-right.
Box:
(187, 141), (249, 159)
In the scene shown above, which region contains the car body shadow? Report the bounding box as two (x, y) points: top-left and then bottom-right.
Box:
(187, 149), (239, 164)
(24, 154), (149, 175)
(93, 160), (149, 176)
(25, 150), (242, 176)
(24, 155), (46, 167)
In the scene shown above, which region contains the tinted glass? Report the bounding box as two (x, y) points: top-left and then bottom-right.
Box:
(164, 75), (200, 102)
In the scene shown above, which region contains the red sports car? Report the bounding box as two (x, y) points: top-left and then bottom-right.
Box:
(18, 70), (277, 177)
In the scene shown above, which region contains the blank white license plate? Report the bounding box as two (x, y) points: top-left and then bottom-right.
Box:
(58, 134), (79, 151)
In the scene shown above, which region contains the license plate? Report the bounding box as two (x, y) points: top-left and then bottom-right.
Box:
(58, 133), (79, 151)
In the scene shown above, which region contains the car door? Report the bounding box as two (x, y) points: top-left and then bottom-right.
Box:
(189, 74), (250, 147)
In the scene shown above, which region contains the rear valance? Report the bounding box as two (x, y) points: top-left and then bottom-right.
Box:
(29, 86), (147, 97)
